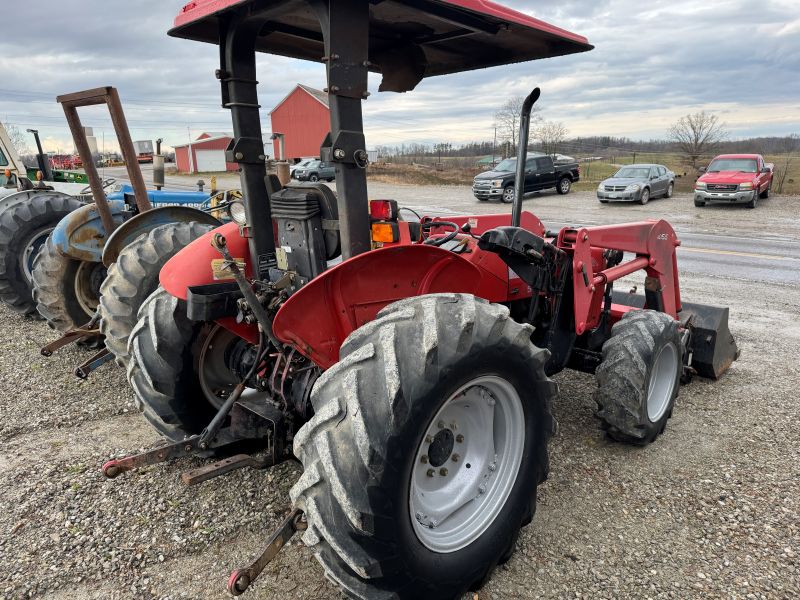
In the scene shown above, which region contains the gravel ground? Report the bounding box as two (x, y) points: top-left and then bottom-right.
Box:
(0, 185), (798, 600)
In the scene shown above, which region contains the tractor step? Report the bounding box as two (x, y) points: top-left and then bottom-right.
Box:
(228, 508), (306, 596)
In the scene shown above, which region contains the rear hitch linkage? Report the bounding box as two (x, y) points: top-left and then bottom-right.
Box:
(227, 508), (307, 596)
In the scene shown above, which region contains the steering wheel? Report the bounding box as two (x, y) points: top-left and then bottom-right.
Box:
(421, 220), (461, 247)
(78, 178), (116, 196)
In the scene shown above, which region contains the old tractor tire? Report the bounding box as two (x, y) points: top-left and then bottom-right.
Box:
(594, 309), (682, 445)
(290, 293), (556, 600)
(0, 193), (83, 314)
(127, 287), (245, 442)
(31, 238), (105, 332)
(99, 221), (213, 368)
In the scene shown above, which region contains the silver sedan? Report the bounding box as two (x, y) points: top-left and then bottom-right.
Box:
(597, 164), (675, 205)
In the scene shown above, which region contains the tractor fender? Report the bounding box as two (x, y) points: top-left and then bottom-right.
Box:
(272, 244), (486, 369)
(51, 200), (127, 262)
(102, 205), (222, 267)
(160, 221), (253, 299)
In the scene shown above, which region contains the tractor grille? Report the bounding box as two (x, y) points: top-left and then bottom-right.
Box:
(604, 185), (627, 192)
(707, 183), (738, 192)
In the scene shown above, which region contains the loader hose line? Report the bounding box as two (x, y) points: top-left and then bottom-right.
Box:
(211, 233), (283, 351)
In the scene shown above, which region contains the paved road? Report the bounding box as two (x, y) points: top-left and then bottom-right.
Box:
(105, 165), (800, 286)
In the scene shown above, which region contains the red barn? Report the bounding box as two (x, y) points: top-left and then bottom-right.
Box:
(269, 84), (330, 160)
(173, 132), (238, 173)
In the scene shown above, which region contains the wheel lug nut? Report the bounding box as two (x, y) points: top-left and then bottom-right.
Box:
(456, 434), (464, 443)
(439, 468), (448, 476)
(425, 435), (433, 444)
(426, 469), (435, 477)
(489, 462), (496, 472)
(451, 454), (459, 462)
(420, 455), (428, 464)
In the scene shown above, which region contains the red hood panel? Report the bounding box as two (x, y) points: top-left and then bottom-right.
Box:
(699, 171), (757, 184)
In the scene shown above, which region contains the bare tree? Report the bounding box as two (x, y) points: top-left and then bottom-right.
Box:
(494, 96), (540, 155)
(774, 133), (799, 194)
(2, 122), (30, 156)
(535, 120), (568, 157)
(668, 111), (727, 169)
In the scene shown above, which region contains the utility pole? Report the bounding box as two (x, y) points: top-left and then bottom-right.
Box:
(493, 126), (497, 166)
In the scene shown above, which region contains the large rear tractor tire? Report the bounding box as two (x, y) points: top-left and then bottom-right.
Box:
(99, 221), (213, 368)
(594, 309), (682, 445)
(0, 193), (83, 314)
(31, 238), (105, 332)
(290, 294), (556, 600)
(127, 287), (255, 442)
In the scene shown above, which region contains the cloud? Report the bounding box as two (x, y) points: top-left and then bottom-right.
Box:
(2, 0), (799, 153)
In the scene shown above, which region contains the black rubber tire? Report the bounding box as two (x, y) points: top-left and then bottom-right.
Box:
(289, 293), (556, 600)
(759, 183), (770, 199)
(694, 199), (706, 207)
(556, 177), (571, 195)
(0, 193), (83, 314)
(745, 192), (758, 209)
(309, 174), (320, 182)
(594, 310), (682, 445)
(665, 182), (674, 198)
(638, 187), (650, 205)
(501, 185), (514, 203)
(99, 221), (213, 368)
(31, 238), (104, 332)
(127, 287), (222, 441)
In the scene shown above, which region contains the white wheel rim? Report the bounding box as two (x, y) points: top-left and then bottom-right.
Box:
(409, 375), (525, 553)
(503, 188), (514, 202)
(647, 342), (679, 422)
(560, 179), (569, 193)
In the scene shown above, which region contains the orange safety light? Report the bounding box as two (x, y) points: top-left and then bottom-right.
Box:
(371, 221), (399, 243)
(3, 168), (10, 178)
(36, 170), (43, 181)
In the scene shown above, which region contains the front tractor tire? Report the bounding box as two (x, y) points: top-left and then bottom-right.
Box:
(0, 193), (83, 314)
(31, 238), (105, 332)
(594, 310), (682, 445)
(290, 294), (556, 600)
(99, 221), (213, 368)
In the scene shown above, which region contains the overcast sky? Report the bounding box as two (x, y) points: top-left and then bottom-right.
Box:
(2, 0), (799, 154)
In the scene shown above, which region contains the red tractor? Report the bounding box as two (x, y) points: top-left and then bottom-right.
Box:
(105, 1), (739, 598)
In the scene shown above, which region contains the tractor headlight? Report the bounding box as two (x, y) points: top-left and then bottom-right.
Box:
(738, 182), (754, 190)
(228, 200), (247, 225)
(626, 184), (640, 192)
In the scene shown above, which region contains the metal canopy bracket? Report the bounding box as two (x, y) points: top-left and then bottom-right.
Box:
(313, 0), (371, 258)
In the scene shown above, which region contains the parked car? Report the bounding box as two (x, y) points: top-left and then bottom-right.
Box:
(694, 154), (773, 209)
(472, 155), (580, 202)
(293, 159), (336, 182)
(597, 164), (674, 205)
(289, 158), (316, 178)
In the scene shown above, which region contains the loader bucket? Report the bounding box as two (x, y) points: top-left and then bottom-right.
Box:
(679, 301), (740, 380)
(611, 292), (739, 380)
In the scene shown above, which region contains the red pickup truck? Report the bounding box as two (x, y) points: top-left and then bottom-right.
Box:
(694, 154), (773, 209)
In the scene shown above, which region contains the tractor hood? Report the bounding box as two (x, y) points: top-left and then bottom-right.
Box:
(170, 0), (592, 89)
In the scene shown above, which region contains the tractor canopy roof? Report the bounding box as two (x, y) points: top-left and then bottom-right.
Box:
(170, 0), (592, 87)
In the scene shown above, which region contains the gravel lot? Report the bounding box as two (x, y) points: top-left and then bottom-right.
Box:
(0, 185), (798, 600)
